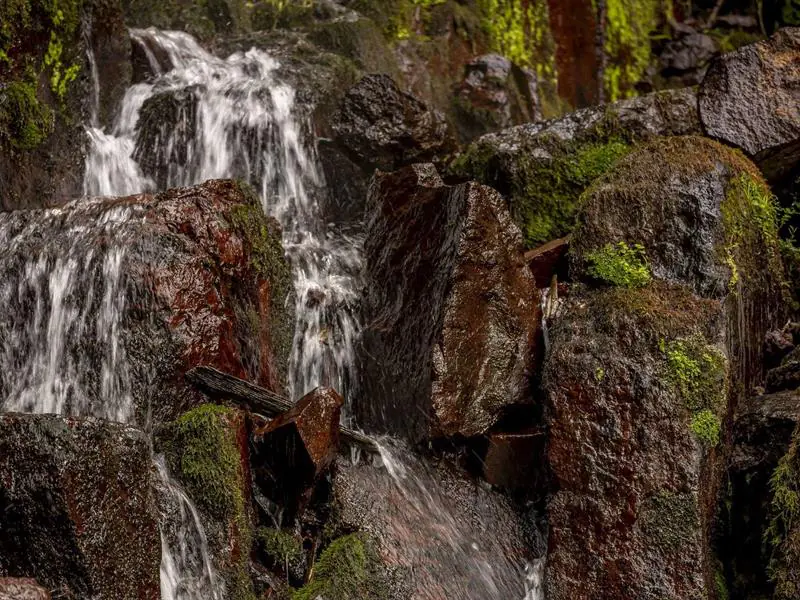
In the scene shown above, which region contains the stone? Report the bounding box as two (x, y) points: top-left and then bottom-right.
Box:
(452, 54), (541, 143)
(450, 87), (701, 248)
(766, 346), (800, 392)
(0, 414), (160, 599)
(356, 164), (541, 444)
(0, 179), (294, 426)
(699, 27), (800, 181)
(0, 578), (50, 600)
(331, 74), (453, 171)
(659, 32), (718, 84)
(252, 387), (343, 519)
(483, 430), (547, 492)
(524, 236), (570, 288)
(764, 328), (796, 370)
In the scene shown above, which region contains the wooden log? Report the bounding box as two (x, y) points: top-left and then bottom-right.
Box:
(185, 366), (378, 453)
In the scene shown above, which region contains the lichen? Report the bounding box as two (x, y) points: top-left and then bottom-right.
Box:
(663, 336), (727, 446)
(766, 427), (800, 599)
(586, 241), (652, 288)
(292, 533), (390, 600)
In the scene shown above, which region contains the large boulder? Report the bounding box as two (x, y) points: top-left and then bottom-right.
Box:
(450, 87), (701, 247)
(699, 27), (800, 181)
(0, 179), (293, 425)
(0, 414), (160, 599)
(331, 74), (452, 172)
(543, 137), (785, 599)
(355, 164), (540, 444)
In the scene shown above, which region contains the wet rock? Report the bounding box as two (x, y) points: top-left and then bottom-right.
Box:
(483, 430), (547, 492)
(122, 0), (252, 39)
(252, 387), (343, 519)
(658, 32), (718, 84)
(0, 578), (50, 600)
(0, 179), (294, 425)
(765, 328), (796, 370)
(356, 164), (540, 444)
(331, 74), (452, 172)
(766, 346), (800, 392)
(450, 87), (700, 247)
(543, 137), (785, 600)
(452, 54), (541, 143)
(699, 27), (800, 180)
(726, 390), (800, 599)
(0, 414), (160, 599)
(524, 236), (570, 288)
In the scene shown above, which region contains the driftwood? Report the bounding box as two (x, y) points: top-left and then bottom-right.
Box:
(185, 366), (378, 452)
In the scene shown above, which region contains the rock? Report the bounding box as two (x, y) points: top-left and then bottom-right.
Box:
(766, 346), (800, 392)
(252, 387), (343, 519)
(450, 87), (701, 247)
(543, 137), (785, 599)
(699, 27), (800, 181)
(0, 578), (50, 600)
(524, 236), (570, 288)
(659, 32), (718, 84)
(0, 414), (160, 599)
(331, 74), (452, 171)
(122, 0), (252, 39)
(355, 164), (540, 444)
(483, 430), (547, 492)
(764, 328), (796, 370)
(332, 442), (536, 599)
(0, 179), (294, 426)
(452, 54), (541, 143)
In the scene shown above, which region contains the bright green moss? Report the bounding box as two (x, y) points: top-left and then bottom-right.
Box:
(0, 79), (54, 150)
(292, 533), (390, 600)
(603, 0), (660, 101)
(258, 527), (303, 571)
(766, 428), (800, 599)
(586, 241), (652, 288)
(690, 409), (722, 446)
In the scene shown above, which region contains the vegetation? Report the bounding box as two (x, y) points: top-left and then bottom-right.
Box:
(586, 242), (652, 288)
(0, 80), (54, 149)
(766, 428), (800, 599)
(258, 527), (303, 574)
(603, 0), (660, 101)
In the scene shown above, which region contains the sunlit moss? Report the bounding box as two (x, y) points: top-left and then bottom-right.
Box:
(586, 241), (651, 288)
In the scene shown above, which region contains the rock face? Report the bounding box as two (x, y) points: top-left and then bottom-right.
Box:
(331, 74), (452, 172)
(356, 164), (540, 444)
(252, 387), (343, 519)
(543, 137), (785, 599)
(0, 578), (50, 600)
(452, 54), (541, 143)
(0, 179), (293, 425)
(0, 414), (160, 599)
(451, 87), (701, 247)
(699, 27), (800, 180)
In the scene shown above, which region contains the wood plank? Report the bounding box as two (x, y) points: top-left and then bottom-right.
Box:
(186, 366), (378, 452)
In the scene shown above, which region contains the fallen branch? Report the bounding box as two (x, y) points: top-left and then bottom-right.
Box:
(186, 366), (378, 453)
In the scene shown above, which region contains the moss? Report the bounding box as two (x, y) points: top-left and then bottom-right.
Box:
(781, 0), (800, 26)
(603, 0), (661, 101)
(707, 28), (764, 53)
(161, 404), (256, 599)
(258, 527), (303, 570)
(250, 0), (313, 30)
(0, 79), (54, 150)
(292, 533), (390, 600)
(766, 428), (800, 599)
(586, 241), (652, 288)
(663, 336), (727, 446)
(715, 563), (730, 600)
(639, 491), (700, 552)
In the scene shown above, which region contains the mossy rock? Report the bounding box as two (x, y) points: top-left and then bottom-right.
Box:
(0, 80), (53, 150)
(121, 0), (251, 38)
(638, 491), (701, 553)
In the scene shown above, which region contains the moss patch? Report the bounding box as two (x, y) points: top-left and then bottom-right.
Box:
(258, 527), (303, 571)
(603, 0), (661, 101)
(292, 533), (390, 600)
(0, 80), (54, 150)
(766, 427), (800, 600)
(586, 241), (651, 288)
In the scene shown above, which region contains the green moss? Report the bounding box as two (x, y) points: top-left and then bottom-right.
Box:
(781, 0), (800, 26)
(766, 428), (800, 599)
(707, 28), (764, 54)
(292, 534), (390, 600)
(603, 0), (660, 101)
(639, 490), (700, 552)
(250, 0), (313, 30)
(715, 564), (730, 600)
(258, 527), (303, 570)
(0, 79), (53, 150)
(663, 336), (727, 446)
(586, 241), (652, 288)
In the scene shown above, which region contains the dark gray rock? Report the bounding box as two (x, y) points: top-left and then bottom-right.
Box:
(331, 74), (453, 171)
(355, 164), (540, 444)
(766, 345), (800, 392)
(699, 27), (800, 181)
(659, 32), (718, 84)
(0, 414), (160, 600)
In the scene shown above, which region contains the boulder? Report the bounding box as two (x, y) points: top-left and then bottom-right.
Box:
(355, 164), (540, 444)
(331, 74), (452, 172)
(699, 27), (800, 181)
(450, 87), (701, 247)
(0, 578), (50, 600)
(658, 32), (718, 85)
(0, 414), (160, 599)
(0, 179), (293, 425)
(543, 137), (785, 599)
(452, 54), (541, 143)
(252, 387), (343, 519)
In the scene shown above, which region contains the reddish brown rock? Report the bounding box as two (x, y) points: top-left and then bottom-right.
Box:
(0, 414), (160, 599)
(0, 578), (50, 600)
(356, 164), (541, 444)
(483, 430), (547, 492)
(252, 387), (343, 519)
(699, 27), (800, 180)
